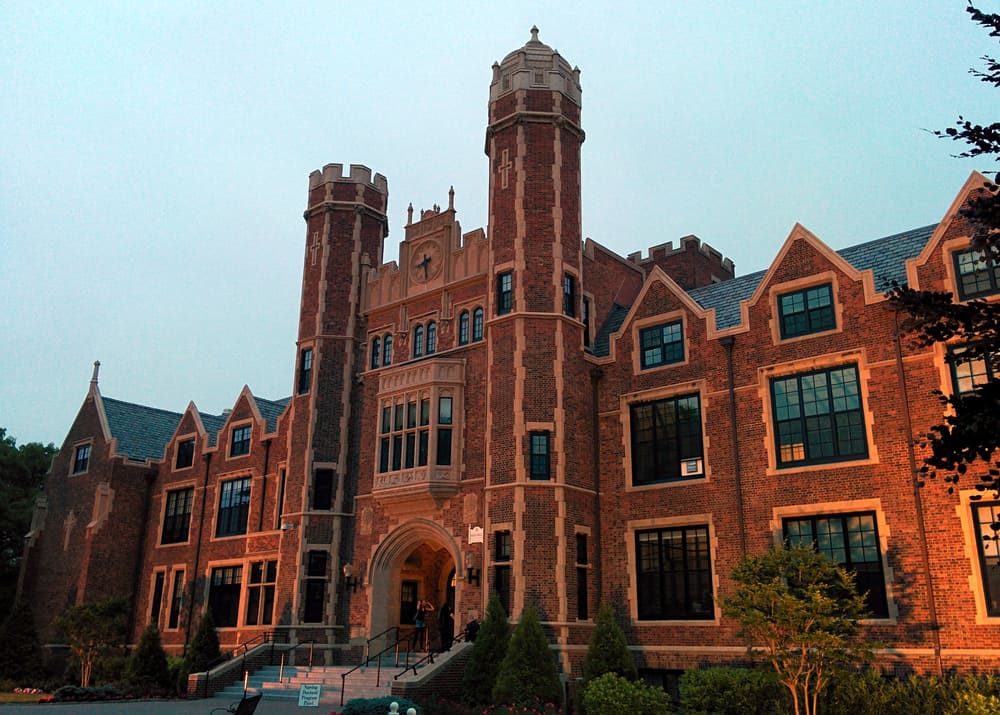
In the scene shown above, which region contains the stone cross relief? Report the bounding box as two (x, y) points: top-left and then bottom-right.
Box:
(310, 232), (321, 266)
(499, 148), (512, 190)
(417, 253), (432, 279)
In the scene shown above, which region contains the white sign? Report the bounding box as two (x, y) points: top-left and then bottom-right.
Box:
(298, 683), (322, 707)
(469, 525), (483, 544)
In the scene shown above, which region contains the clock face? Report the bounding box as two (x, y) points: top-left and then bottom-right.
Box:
(410, 241), (443, 282)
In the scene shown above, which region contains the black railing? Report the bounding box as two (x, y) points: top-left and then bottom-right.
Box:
(340, 629), (421, 706)
(393, 629), (466, 680)
(277, 640), (316, 682)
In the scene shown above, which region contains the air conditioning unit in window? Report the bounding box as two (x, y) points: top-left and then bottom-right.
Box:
(681, 458), (704, 477)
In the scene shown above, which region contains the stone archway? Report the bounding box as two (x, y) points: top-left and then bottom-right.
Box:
(367, 519), (460, 651)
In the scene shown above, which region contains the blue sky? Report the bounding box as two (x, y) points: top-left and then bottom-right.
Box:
(1, 1), (995, 446)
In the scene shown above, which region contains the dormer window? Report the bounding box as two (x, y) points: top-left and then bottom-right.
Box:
(72, 443), (91, 474)
(778, 284), (835, 339)
(175, 438), (195, 470)
(230, 425), (251, 457)
(954, 248), (1000, 300)
(639, 320), (684, 369)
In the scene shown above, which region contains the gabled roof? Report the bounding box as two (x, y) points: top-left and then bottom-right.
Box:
(255, 396), (290, 433)
(102, 397), (183, 462)
(589, 303), (630, 357)
(687, 224), (937, 330)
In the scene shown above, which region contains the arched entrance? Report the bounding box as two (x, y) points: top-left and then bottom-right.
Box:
(367, 519), (460, 651)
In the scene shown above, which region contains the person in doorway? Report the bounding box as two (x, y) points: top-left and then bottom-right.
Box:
(438, 602), (454, 651)
(414, 598), (434, 650)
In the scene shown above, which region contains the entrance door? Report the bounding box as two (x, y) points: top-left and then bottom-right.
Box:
(400, 580), (418, 626)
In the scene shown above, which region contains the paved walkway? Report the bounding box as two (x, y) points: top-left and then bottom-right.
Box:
(0, 695), (352, 714)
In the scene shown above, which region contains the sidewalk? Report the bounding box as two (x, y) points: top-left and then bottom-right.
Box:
(0, 695), (350, 714)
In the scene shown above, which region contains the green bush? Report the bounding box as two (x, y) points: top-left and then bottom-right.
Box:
(342, 695), (420, 714)
(124, 623), (171, 694)
(0, 602), (44, 682)
(820, 671), (1000, 715)
(582, 672), (673, 715)
(462, 593), (510, 706)
(53, 684), (124, 701)
(679, 667), (787, 715)
(184, 611), (221, 673)
(492, 603), (562, 708)
(581, 604), (636, 686)
(946, 691), (1000, 715)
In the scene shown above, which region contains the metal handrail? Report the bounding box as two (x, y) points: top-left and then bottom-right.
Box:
(393, 630), (466, 680)
(277, 640), (316, 682)
(206, 630), (283, 670)
(340, 630), (418, 706)
(365, 625), (400, 662)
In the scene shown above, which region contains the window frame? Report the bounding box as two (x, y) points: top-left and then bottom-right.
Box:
(174, 438), (195, 470)
(244, 559), (278, 626)
(382, 333), (393, 366)
(208, 564), (243, 628)
(230, 424), (252, 458)
(770, 364), (868, 468)
(777, 283), (836, 339)
(426, 321), (437, 355)
(215, 476), (251, 538)
(954, 248), (1000, 300)
(972, 501), (1000, 618)
(370, 336), (381, 369)
(639, 320), (684, 370)
(412, 325), (424, 358)
(458, 311), (470, 345)
(948, 345), (996, 397)
(298, 347), (313, 394)
(529, 431), (551, 480)
(72, 443), (91, 474)
(473, 308), (484, 341)
(563, 273), (576, 317)
(497, 272), (513, 315)
(161, 486), (194, 545)
(629, 393), (704, 486)
(635, 524), (714, 621)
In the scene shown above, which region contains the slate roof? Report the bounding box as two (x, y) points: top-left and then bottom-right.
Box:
(590, 224), (937, 356)
(256, 396), (290, 433)
(102, 397), (183, 462)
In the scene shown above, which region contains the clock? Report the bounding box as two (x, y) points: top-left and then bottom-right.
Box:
(410, 240), (443, 282)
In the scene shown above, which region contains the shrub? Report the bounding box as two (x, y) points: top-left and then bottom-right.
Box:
(52, 684), (124, 701)
(342, 695), (420, 714)
(492, 603), (562, 708)
(582, 672), (673, 715)
(184, 611), (221, 673)
(462, 592), (510, 706)
(679, 667), (787, 715)
(0, 602), (44, 682)
(947, 691), (1000, 715)
(124, 623), (171, 694)
(581, 604), (636, 686)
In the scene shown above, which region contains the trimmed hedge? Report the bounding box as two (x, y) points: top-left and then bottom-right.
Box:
(582, 673), (673, 715)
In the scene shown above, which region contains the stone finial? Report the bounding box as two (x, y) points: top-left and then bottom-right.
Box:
(448, 185), (455, 211)
(91, 360), (101, 386)
(530, 25), (540, 43)
(407, 202), (413, 226)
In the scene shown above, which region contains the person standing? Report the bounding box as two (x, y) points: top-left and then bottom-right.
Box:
(438, 602), (454, 651)
(414, 599), (434, 650)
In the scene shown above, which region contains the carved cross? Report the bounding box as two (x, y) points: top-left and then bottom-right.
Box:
(418, 253), (432, 279)
(310, 232), (321, 266)
(499, 148), (512, 190)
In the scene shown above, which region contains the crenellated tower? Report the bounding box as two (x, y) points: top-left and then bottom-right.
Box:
(285, 163), (388, 637)
(484, 28), (596, 642)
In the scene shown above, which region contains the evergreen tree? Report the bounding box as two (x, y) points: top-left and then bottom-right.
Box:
(184, 611), (221, 673)
(462, 592), (510, 706)
(125, 622), (171, 693)
(0, 601), (44, 682)
(492, 603), (562, 708)
(581, 604), (636, 686)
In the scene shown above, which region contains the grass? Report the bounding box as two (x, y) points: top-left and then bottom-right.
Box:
(0, 692), (47, 703)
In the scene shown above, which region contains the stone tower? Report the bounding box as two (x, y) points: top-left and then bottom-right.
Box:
(285, 164), (388, 635)
(484, 28), (596, 634)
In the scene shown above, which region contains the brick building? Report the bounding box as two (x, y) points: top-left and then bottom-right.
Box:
(18, 28), (1000, 680)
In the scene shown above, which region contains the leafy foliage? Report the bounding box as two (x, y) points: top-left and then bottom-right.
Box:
(184, 610), (220, 673)
(342, 695), (420, 714)
(124, 623), (171, 694)
(721, 543), (870, 715)
(461, 592), (510, 706)
(678, 667), (787, 715)
(0, 601), (44, 682)
(492, 603), (562, 708)
(581, 604), (636, 685)
(0, 427), (57, 616)
(889, 4), (1000, 498)
(581, 672), (673, 715)
(52, 596), (128, 687)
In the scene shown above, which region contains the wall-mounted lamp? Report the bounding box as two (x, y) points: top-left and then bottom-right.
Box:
(464, 552), (480, 587)
(342, 562), (359, 592)
(280, 521), (298, 531)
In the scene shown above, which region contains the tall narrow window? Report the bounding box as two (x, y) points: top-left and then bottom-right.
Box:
(245, 560), (277, 626)
(313, 469), (334, 510)
(175, 438), (195, 470)
(972, 502), (1000, 617)
(370, 337), (381, 369)
(413, 325), (424, 358)
(494, 530), (512, 615)
(298, 347), (314, 393)
(784, 512), (888, 618)
(582, 297), (591, 347)
(529, 431), (551, 480)
(630, 394), (703, 485)
(208, 565), (242, 628)
(304, 551), (327, 623)
(563, 274), (576, 317)
(230, 425), (252, 457)
(383, 334), (393, 366)
(168, 570), (184, 629)
(771, 364), (867, 467)
(459, 311), (470, 345)
(636, 525), (713, 620)
(576, 533), (589, 620)
(72, 444), (91, 474)
(473, 308), (484, 341)
(437, 396), (453, 466)
(216, 477), (251, 537)
(639, 321), (684, 369)
(151, 571), (165, 627)
(426, 321), (437, 354)
(497, 272), (513, 315)
(162, 487), (194, 544)
(274, 467), (287, 529)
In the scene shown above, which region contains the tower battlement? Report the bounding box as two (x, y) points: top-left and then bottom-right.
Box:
(626, 235), (735, 289)
(308, 163), (388, 194)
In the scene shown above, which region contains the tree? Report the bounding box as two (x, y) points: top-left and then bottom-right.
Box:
(125, 622), (171, 693)
(721, 543), (870, 715)
(462, 592), (510, 706)
(53, 596), (128, 687)
(492, 603), (562, 708)
(184, 610), (221, 673)
(0, 601), (45, 682)
(888, 5), (1000, 498)
(581, 603), (636, 685)
(0, 427), (57, 615)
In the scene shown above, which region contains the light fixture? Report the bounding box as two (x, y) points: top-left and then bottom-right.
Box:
(342, 562), (359, 592)
(464, 551), (480, 587)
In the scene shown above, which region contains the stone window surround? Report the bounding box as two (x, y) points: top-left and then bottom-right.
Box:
(631, 310), (690, 375)
(173, 433), (197, 472)
(212, 472), (253, 540)
(956, 490), (1000, 624)
(71, 440), (92, 475)
(157, 479), (197, 547)
(767, 271), (843, 346)
(202, 555), (277, 630)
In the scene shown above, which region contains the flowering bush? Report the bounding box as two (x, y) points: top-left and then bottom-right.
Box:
(424, 697), (562, 714)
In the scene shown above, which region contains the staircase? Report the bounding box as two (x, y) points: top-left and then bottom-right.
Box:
(212, 660), (401, 706)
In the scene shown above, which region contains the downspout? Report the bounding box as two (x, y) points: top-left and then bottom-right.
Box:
(590, 367), (604, 597)
(258, 439), (272, 532)
(892, 309), (943, 675)
(126, 470), (157, 642)
(719, 336), (747, 556)
(185, 451), (212, 650)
